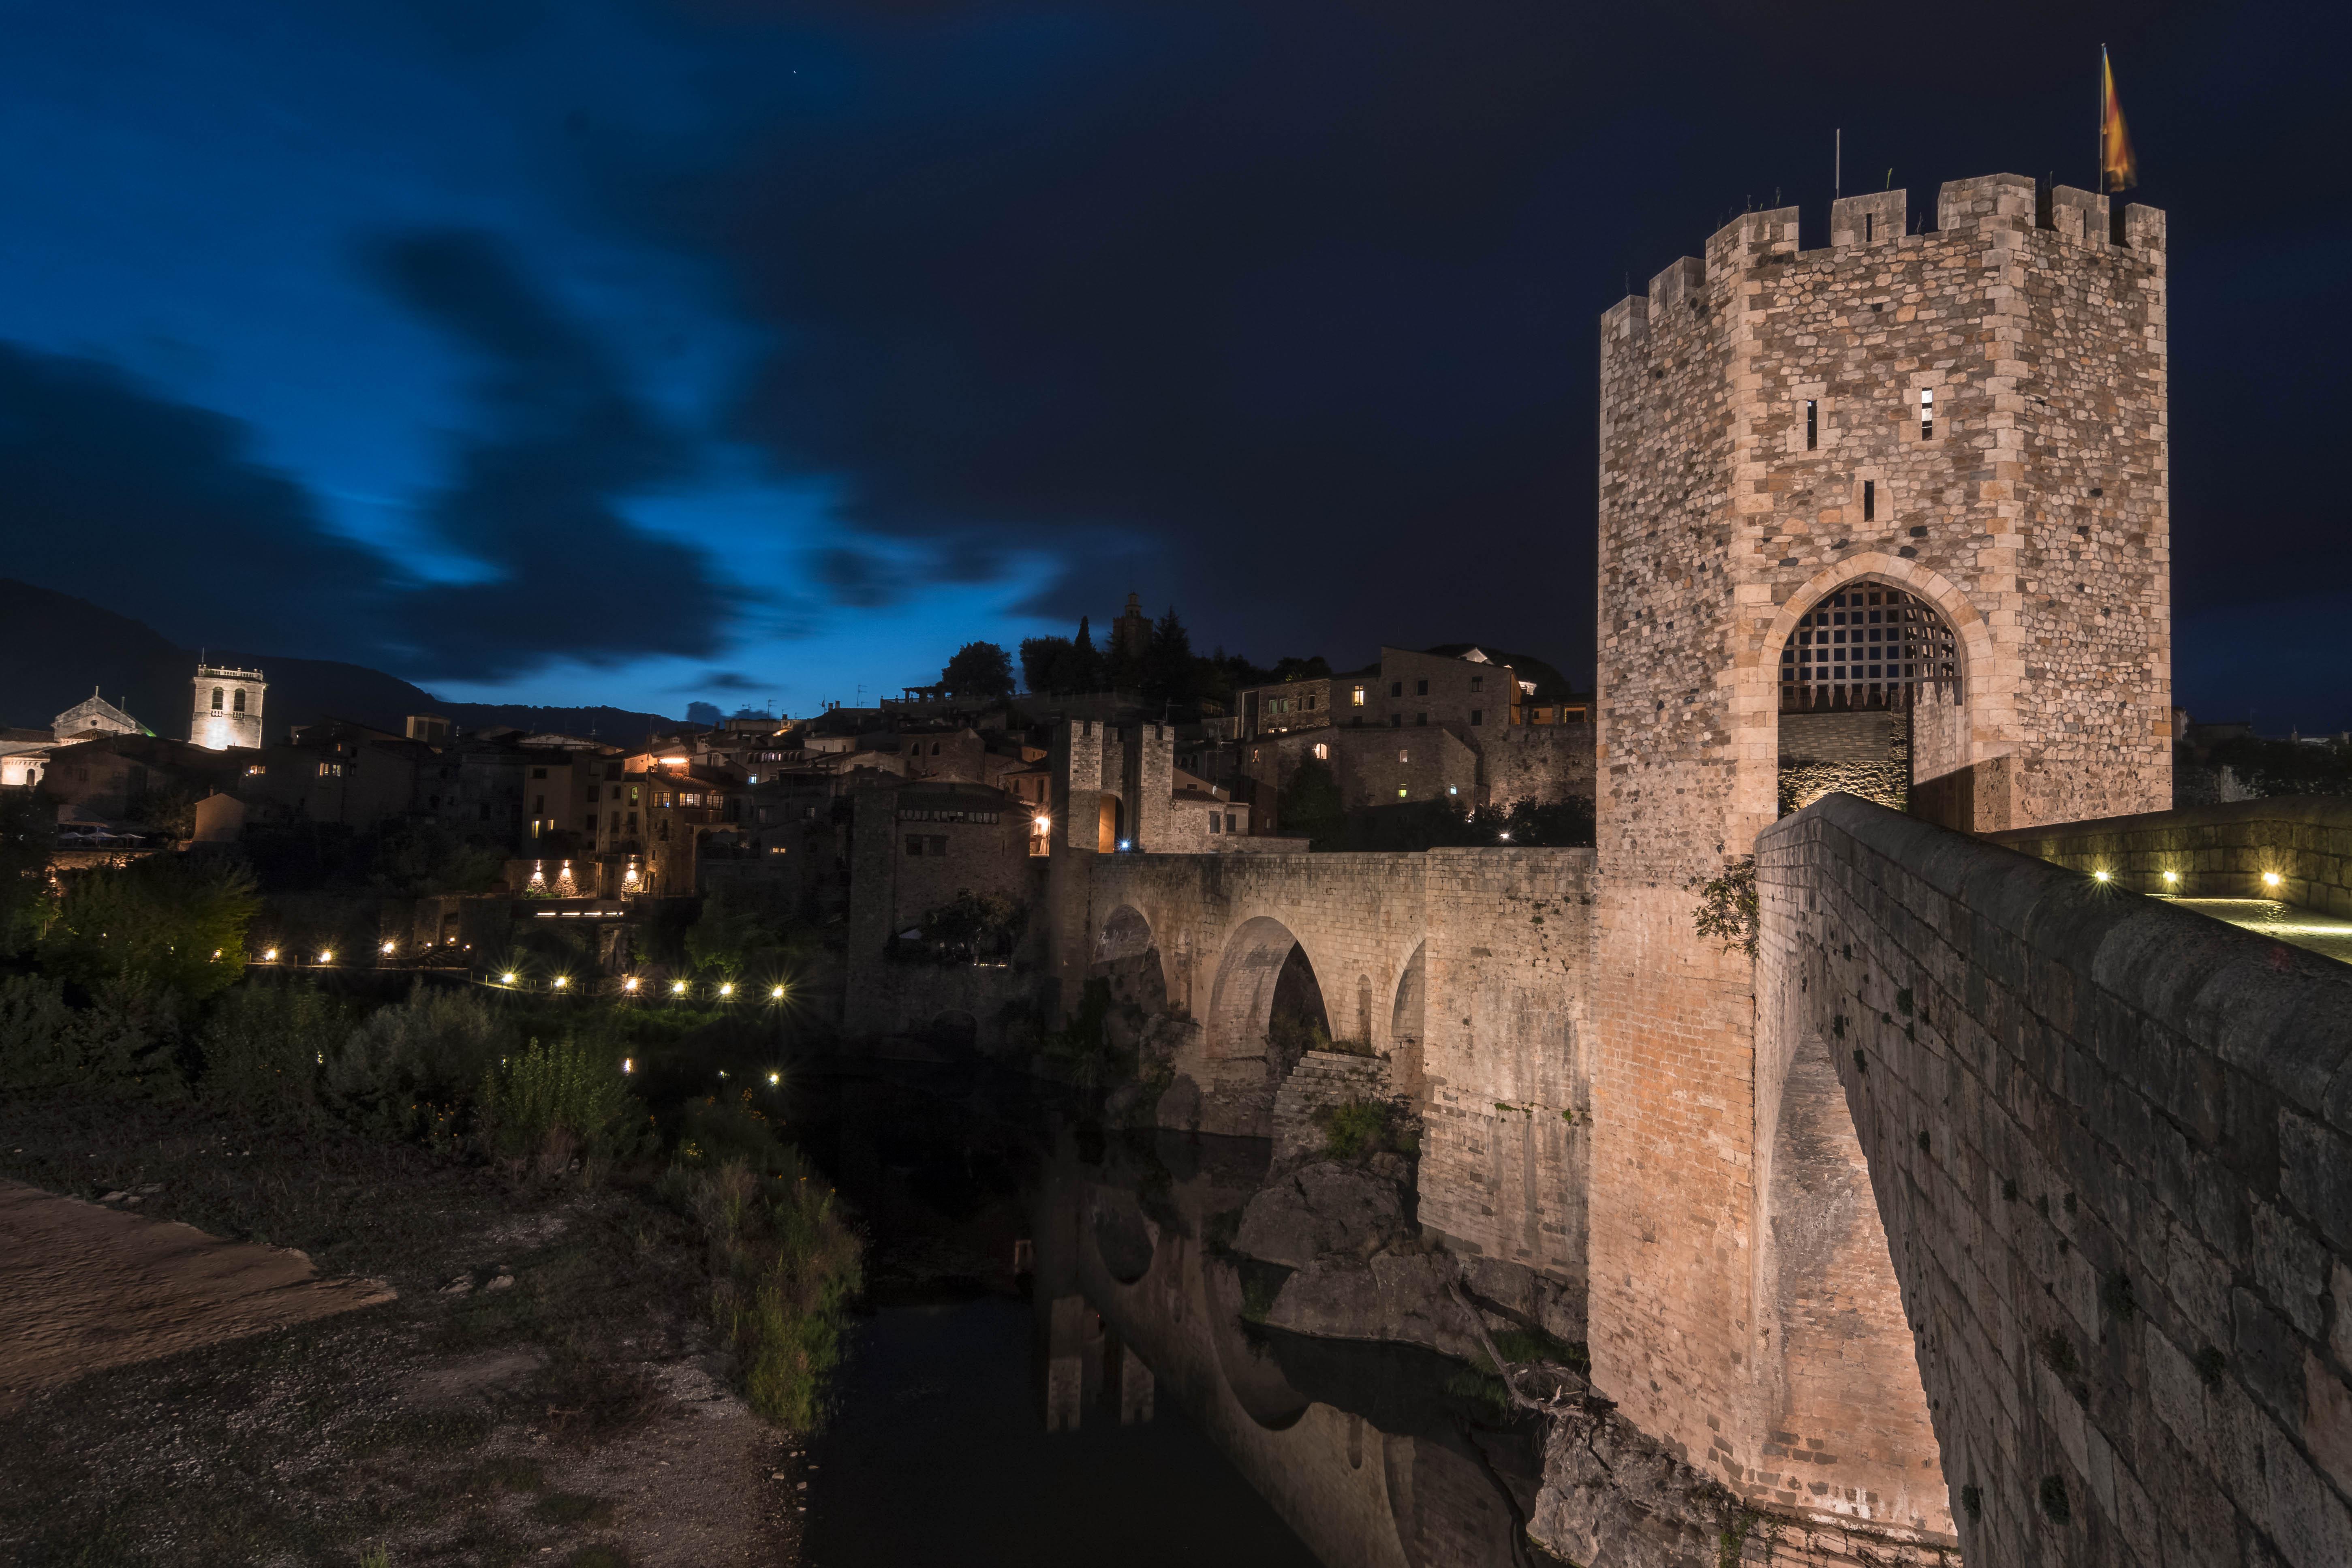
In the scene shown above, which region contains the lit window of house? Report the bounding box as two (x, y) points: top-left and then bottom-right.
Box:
(1351, 687), (1365, 706)
(1313, 742), (1328, 760)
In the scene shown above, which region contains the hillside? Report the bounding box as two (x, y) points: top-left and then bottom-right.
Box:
(0, 579), (678, 743)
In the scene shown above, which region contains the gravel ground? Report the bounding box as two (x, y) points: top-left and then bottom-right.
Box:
(0, 1093), (812, 1568)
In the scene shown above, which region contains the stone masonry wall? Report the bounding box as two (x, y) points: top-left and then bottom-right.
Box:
(1081, 846), (1594, 1308)
(1481, 723), (1596, 813)
(1989, 796), (2352, 916)
(1591, 175), (2172, 1498)
(1758, 791), (2352, 1568)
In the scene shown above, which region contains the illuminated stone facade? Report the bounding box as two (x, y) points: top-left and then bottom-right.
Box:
(190, 663), (267, 751)
(1587, 176), (2168, 1549)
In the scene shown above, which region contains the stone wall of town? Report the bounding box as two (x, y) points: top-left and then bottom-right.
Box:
(1589, 176), (2174, 1500)
(1757, 790), (2352, 1568)
(1989, 794), (2352, 914)
(1479, 723), (1595, 813)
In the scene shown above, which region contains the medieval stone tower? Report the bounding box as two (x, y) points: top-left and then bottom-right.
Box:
(1586, 175), (2168, 1540)
(191, 662), (267, 750)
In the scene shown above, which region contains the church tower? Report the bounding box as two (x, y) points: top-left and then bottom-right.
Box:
(1585, 176), (2168, 1541)
(191, 663), (267, 750)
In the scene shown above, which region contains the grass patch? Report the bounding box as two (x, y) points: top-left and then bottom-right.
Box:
(1315, 1097), (1417, 1160)
(664, 1149), (864, 1431)
(1488, 1326), (1591, 1375)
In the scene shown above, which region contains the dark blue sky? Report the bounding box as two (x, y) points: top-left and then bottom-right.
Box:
(3, 2), (2343, 726)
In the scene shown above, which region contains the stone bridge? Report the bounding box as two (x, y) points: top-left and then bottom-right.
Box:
(1052, 800), (2352, 1566)
(1057, 847), (1595, 1311)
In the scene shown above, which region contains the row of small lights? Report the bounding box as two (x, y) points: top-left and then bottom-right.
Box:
(2090, 868), (2284, 891)
(494, 972), (788, 1001)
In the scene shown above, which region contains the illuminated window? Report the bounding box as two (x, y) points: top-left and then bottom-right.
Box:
(1313, 742), (1328, 760)
(1398, 749), (1409, 763)
(1919, 388), (1935, 440)
(1351, 687), (1365, 707)
(1805, 399), (1817, 449)
(1397, 787), (1408, 798)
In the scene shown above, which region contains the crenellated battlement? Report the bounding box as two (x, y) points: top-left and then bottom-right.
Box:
(1606, 172), (2167, 325)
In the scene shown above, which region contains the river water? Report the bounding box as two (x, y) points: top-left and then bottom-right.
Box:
(786, 1060), (1552, 1568)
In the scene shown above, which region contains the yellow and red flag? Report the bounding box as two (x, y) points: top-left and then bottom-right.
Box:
(2102, 46), (2137, 193)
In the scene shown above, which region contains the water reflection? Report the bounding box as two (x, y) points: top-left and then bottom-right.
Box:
(797, 1068), (1549, 1568)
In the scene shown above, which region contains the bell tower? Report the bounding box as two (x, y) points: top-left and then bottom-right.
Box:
(191, 662), (267, 751)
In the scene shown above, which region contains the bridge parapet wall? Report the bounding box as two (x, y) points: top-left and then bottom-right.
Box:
(1758, 792), (2352, 1568)
(1990, 796), (2352, 916)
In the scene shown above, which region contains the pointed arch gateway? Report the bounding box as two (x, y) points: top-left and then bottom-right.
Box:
(1766, 559), (1987, 831)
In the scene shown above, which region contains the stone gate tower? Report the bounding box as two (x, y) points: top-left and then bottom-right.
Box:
(1587, 176), (2168, 1544)
(191, 662), (267, 750)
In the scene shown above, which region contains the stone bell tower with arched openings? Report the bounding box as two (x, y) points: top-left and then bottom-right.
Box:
(1584, 176), (2168, 1543)
(190, 662), (267, 751)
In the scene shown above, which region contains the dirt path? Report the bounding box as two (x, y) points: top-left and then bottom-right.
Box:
(0, 1178), (395, 1412)
(0, 1099), (808, 1568)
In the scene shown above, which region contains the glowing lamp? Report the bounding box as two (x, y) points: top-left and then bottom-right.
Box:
(770, 984), (786, 999)
(623, 977), (639, 993)
(2093, 869), (2110, 883)
(2162, 870), (2179, 885)
(768, 1072), (780, 1086)
(318, 950), (334, 964)
(1034, 815), (1050, 831)
(552, 975), (569, 989)
(381, 940), (396, 954)
(502, 971), (518, 984)
(2264, 871), (2283, 889)
(672, 980), (688, 995)
(622, 1057), (633, 1074)
(263, 948), (278, 962)
(719, 983), (735, 997)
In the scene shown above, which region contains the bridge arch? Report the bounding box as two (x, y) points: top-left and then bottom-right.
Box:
(1093, 903), (1169, 1014)
(1754, 1025), (1942, 1529)
(1206, 915), (1332, 1071)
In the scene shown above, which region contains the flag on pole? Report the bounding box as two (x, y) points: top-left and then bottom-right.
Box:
(2102, 46), (2138, 193)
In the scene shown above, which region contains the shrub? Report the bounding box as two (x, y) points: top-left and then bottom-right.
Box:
(0, 973), (76, 1089)
(1687, 856), (1759, 958)
(40, 854), (259, 1002)
(1316, 1097), (1416, 1160)
(667, 1151), (863, 1431)
(199, 981), (344, 1123)
(478, 1035), (639, 1170)
(326, 984), (505, 1140)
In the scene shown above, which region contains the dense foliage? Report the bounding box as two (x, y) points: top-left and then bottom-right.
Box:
(39, 854), (259, 1003)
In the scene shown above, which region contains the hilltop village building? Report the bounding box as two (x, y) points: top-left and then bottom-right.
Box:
(1187, 643), (1595, 821)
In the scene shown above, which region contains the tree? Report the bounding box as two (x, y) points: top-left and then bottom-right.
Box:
(1020, 635), (1073, 694)
(686, 701), (722, 727)
(940, 641), (1015, 701)
(1065, 616), (1103, 693)
(1270, 655), (1333, 684)
(1141, 607), (1202, 710)
(1275, 759), (1347, 849)
(40, 854), (260, 1003)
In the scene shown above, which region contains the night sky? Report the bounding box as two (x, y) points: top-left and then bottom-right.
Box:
(3, 2), (2344, 727)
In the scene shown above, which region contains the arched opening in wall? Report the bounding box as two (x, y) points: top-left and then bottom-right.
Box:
(1205, 916), (1331, 1073)
(1759, 1030), (1946, 1535)
(1092, 904), (1168, 1015)
(1777, 582), (1966, 826)
(1390, 942), (1427, 1096)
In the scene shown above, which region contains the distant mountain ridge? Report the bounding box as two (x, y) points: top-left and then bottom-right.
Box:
(0, 578), (680, 744)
